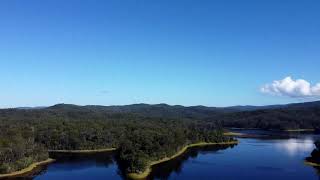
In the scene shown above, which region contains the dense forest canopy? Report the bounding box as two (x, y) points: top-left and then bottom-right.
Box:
(3, 100), (320, 129)
(0, 105), (232, 175)
(1, 101), (319, 175)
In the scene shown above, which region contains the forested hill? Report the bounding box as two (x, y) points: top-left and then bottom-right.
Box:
(1, 101), (320, 130)
(220, 101), (320, 130)
(47, 100), (320, 115)
(42, 100), (320, 130)
(48, 103), (225, 120)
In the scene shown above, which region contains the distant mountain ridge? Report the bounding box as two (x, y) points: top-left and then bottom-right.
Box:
(46, 100), (320, 113)
(1, 101), (320, 130)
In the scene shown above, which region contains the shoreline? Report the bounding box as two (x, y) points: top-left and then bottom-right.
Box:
(224, 132), (244, 136)
(284, 129), (314, 132)
(0, 148), (117, 178)
(127, 141), (239, 179)
(304, 160), (320, 167)
(224, 129), (316, 139)
(48, 147), (117, 153)
(226, 128), (315, 132)
(0, 158), (55, 178)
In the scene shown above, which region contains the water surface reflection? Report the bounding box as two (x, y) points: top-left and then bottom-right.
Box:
(275, 138), (315, 156)
(16, 134), (320, 180)
(148, 144), (236, 180)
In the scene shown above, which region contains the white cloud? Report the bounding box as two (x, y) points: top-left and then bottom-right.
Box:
(261, 76), (320, 98)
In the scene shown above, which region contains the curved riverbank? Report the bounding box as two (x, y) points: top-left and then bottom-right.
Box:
(0, 158), (55, 178)
(127, 141), (239, 179)
(48, 148), (117, 153)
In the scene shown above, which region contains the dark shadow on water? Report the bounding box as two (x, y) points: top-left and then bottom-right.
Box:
(4, 144), (236, 180)
(307, 165), (320, 180)
(147, 144), (236, 180)
(114, 144), (236, 180)
(48, 151), (115, 168)
(7, 138), (320, 180)
(3, 151), (117, 180)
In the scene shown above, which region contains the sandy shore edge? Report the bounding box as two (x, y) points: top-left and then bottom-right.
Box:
(0, 158), (55, 178)
(127, 141), (239, 179)
(48, 148), (116, 153)
(284, 129), (314, 132)
(305, 160), (320, 167)
(224, 132), (244, 136)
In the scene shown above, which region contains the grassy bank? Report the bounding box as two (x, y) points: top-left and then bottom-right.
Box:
(127, 141), (238, 179)
(0, 158), (55, 178)
(48, 148), (117, 153)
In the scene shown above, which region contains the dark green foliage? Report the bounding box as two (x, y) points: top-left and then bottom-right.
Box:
(220, 105), (320, 130)
(0, 105), (232, 174)
(117, 119), (230, 173)
(315, 141), (320, 150)
(0, 125), (48, 173)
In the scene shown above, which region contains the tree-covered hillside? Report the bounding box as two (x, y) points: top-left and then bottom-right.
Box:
(220, 103), (320, 130)
(45, 101), (320, 130)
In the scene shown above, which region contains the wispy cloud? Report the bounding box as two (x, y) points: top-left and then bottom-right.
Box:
(100, 90), (109, 94)
(261, 76), (320, 98)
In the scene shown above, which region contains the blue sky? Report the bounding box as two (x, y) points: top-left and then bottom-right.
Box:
(0, 0), (319, 108)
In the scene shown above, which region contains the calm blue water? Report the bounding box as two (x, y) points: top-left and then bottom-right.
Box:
(32, 152), (123, 180)
(32, 135), (320, 180)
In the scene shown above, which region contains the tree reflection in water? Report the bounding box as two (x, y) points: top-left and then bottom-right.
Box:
(148, 144), (236, 180)
(306, 140), (320, 180)
(10, 144), (236, 180)
(18, 151), (116, 179)
(115, 144), (236, 180)
(48, 151), (115, 168)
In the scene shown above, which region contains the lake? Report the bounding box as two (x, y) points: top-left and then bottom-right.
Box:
(25, 132), (320, 180)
